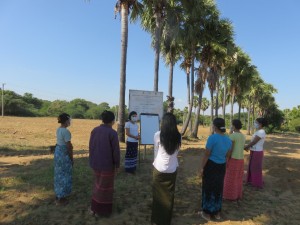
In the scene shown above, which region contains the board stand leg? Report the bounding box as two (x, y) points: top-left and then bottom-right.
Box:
(143, 145), (146, 160)
(138, 143), (141, 166)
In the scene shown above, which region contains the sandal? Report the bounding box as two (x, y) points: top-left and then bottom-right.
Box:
(88, 207), (99, 217)
(199, 211), (211, 221)
(214, 213), (221, 220)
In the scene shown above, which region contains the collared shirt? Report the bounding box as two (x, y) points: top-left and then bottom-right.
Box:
(153, 131), (179, 173)
(89, 124), (120, 171)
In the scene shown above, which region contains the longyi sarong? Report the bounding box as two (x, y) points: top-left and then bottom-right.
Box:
(124, 141), (138, 173)
(202, 159), (226, 215)
(151, 168), (177, 225)
(91, 170), (115, 216)
(223, 158), (244, 200)
(247, 151), (264, 188)
(54, 145), (72, 199)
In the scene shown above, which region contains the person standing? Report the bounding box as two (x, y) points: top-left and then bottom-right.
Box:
(124, 111), (140, 174)
(223, 119), (246, 201)
(151, 113), (181, 225)
(199, 118), (232, 221)
(244, 117), (267, 189)
(54, 113), (73, 206)
(89, 110), (120, 217)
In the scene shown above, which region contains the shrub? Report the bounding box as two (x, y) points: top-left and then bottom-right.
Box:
(289, 118), (300, 132)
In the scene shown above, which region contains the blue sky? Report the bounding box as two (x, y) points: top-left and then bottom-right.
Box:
(0, 0), (299, 112)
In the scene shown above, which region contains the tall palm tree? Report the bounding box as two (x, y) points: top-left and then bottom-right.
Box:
(180, 0), (219, 136)
(115, 0), (143, 142)
(227, 48), (252, 123)
(201, 97), (210, 126)
(160, 1), (182, 113)
(141, 0), (167, 91)
(200, 17), (232, 132)
(191, 67), (207, 137)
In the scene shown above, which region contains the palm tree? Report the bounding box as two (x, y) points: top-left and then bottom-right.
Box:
(191, 67), (207, 137)
(115, 0), (143, 142)
(200, 17), (233, 132)
(141, 0), (167, 91)
(160, 1), (182, 113)
(201, 97), (210, 127)
(180, 0), (219, 136)
(227, 48), (252, 123)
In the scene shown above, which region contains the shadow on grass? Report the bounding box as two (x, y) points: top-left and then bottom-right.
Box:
(0, 146), (89, 157)
(1, 136), (300, 225)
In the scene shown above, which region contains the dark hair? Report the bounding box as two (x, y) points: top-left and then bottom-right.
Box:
(232, 119), (242, 130)
(256, 117), (267, 127)
(101, 110), (115, 124)
(128, 111), (137, 120)
(58, 113), (70, 124)
(160, 113), (181, 155)
(213, 117), (226, 133)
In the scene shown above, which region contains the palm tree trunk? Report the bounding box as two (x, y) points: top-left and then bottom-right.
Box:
(238, 100), (241, 120)
(167, 62), (174, 113)
(191, 93), (203, 138)
(210, 89), (214, 134)
(215, 79), (219, 117)
(247, 105), (251, 135)
(230, 92), (235, 123)
(222, 74), (227, 118)
(251, 102), (255, 134)
(181, 58), (195, 136)
(153, 11), (162, 92)
(117, 2), (128, 142)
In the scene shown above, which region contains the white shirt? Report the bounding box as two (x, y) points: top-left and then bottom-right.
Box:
(153, 131), (179, 173)
(56, 127), (71, 146)
(250, 129), (266, 151)
(125, 121), (139, 142)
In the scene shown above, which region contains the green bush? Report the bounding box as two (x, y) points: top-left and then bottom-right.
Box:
(289, 118), (300, 132)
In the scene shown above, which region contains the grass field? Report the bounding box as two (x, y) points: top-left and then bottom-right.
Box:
(1, 116), (300, 225)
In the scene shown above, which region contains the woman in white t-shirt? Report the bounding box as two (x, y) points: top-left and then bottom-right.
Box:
(124, 111), (140, 174)
(244, 117), (267, 189)
(151, 113), (181, 225)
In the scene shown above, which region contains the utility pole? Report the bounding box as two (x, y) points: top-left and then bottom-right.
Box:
(1, 83), (5, 117)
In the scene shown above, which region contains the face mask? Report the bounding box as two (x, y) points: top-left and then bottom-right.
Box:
(67, 118), (72, 126)
(131, 116), (137, 122)
(254, 122), (259, 129)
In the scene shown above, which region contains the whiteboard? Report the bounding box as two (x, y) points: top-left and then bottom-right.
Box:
(129, 89), (163, 120)
(140, 113), (160, 145)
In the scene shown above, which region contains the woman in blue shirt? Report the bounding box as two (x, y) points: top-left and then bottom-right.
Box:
(199, 118), (232, 221)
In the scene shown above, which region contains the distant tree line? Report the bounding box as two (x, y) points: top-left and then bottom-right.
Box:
(0, 90), (123, 120)
(1, 89), (298, 133)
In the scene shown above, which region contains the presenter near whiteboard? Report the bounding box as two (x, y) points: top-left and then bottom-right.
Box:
(124, 111), (140, 174)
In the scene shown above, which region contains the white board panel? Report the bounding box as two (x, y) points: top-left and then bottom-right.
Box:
(129, 89), (163, 120)
(140, 113), (160, 145)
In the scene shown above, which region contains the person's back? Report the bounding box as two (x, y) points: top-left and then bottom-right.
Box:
(89, 124), (120, 171)
(153, 131), (179, 173)
(230, 132), (246, 159)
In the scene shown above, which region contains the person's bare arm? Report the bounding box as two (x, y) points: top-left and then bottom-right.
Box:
(199, 149), (211, 177)
(66, 141), (73, 164)
(245, 135), (261, 151)
(125, 127), (139, 140)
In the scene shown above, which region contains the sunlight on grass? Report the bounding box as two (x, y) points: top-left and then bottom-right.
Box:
(0, 177), (23, 190)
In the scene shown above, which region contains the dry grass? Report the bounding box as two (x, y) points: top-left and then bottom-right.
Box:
(0, 116), (300, 225)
